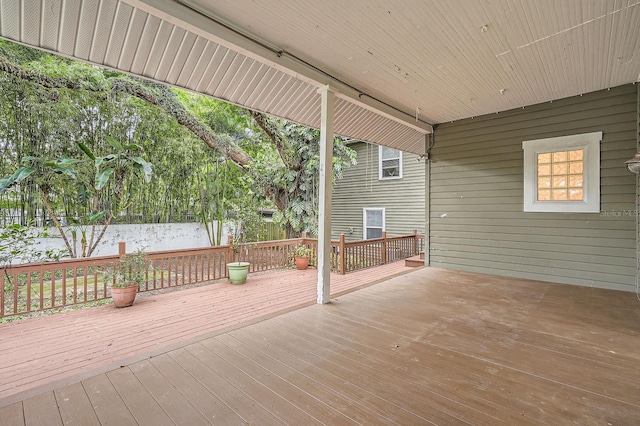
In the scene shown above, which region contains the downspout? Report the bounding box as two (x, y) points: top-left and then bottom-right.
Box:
(424, 127), (437, 266)
(636, 83), (640, 299)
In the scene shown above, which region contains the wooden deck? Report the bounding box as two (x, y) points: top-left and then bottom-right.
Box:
(1, 266), (640, 424)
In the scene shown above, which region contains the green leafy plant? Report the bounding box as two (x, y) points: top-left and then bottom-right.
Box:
(0, 140), (153, 257)
(228, 193), (264, 263)
(105, 250), (150, 289)
(0, 222), (67, 268)
(294, 245), (312, 258)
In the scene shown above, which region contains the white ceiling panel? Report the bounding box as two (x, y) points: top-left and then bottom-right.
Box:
(1, 0), (639, 155)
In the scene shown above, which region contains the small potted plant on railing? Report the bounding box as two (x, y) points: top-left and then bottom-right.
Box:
(106, 250), (149, 308)
(294, 245), (313, 270)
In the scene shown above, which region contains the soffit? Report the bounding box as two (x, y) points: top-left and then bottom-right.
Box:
(1, 0), (639, 155)
(184, 0), (640, 124)
(0, 0), (429, 154)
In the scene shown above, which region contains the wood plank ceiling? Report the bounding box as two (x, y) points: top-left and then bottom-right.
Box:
(0, 0), (639, 154)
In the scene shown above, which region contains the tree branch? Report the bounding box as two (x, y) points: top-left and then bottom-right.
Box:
(249, 111), (300, 170)
(0, 55), (253, 168)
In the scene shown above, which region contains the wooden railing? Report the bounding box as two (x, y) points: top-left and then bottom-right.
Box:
(329, 230), (424, 274)
(1, 232), (424, 319)
(0, 244), (235, 319)
(232, 238), (308, 273)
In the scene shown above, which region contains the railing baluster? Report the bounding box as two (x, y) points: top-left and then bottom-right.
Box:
(39, 272), (44, 310)
(72, 267), (78, 305)
(51, 269), (56, 308)
(93, 265), (99, 300)
(26, 272), (32, 313)
(12, 273), (18, 314)
(1, 273), (5, 317)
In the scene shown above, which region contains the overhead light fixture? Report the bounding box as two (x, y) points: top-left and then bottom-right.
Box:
(481, 25), (488, 33)
(625, 152), (640, 174)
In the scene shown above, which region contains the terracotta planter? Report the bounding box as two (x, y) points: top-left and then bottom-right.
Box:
(295, 256), (309, 270)
(227, 262), (250, 284)
(111, 284), (138, 308)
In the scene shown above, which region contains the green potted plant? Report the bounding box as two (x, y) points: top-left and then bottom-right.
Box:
(294, 244), (312, 270)
(106, 250), (149, 307)
(227, 237), (251, 285)
(226, 201), (262, 285)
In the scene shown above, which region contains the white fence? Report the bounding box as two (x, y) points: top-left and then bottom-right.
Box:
(33, 222), (230, 257)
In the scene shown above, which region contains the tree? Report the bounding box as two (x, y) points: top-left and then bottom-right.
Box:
(0, 140), (153, 257)
(0, 39), (356, 238)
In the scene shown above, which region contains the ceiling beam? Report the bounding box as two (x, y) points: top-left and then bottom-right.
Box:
(124, 0), (433, 134)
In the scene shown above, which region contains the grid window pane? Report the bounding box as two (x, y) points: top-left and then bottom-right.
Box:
(569, 175), (583, 187)
(553, 163), (568, 175)
(538, 153), (552, 164)
(538, 164), (551, 176)
(552, 189), (568, 200)
(552, 151), (567, 162)
(365, 209), (383, 240)
(537, 150), (584, 202)
(538, 177), (551, 188)
(569, 162), (583, 174)
(569, 150), (583, 161)
(366, 210), (382, 227)
(381, 159), (400, 177)
(366, 228), (383, 239)
(381, 147), (399, 160)
(380, 147), (401, 179)
(569, 189), (584, 200)
(537, 190), (551, 201)
(552, 176), (567, 188)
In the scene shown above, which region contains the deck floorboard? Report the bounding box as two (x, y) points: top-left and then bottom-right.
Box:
(1, 265), (639, 425)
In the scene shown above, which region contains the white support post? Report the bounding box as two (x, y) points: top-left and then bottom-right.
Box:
(317, 86), (335, 304)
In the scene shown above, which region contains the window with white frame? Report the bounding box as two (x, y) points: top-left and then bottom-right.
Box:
(363, 208), (385, 239)
(522, 131), (602, 213)
(379, 146), (402, 179)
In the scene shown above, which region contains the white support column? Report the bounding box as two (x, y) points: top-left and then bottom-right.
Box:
(317, 86), (335, 304)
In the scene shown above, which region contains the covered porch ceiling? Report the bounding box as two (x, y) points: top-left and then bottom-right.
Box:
(0, 0), (639, 155)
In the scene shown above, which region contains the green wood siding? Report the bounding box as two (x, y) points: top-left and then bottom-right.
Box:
(431, 84), (638, 292)
(332, 142), (425, 241)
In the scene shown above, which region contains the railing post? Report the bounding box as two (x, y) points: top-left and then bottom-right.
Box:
(301, 231), (307, 241)
(339, 233), (346, 275)
(118, 241), (126, 257)
(413, 228), (418, 255)
(381, 231), (387, 264)
(227, 236), (234, 263)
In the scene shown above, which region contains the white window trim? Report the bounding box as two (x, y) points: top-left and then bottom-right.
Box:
(522, 131), (602, 213)
(363, 208), (385, 240)
(378, 146), (403, 180)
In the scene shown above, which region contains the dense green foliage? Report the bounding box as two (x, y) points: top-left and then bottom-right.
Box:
(0, 39), (356, 244)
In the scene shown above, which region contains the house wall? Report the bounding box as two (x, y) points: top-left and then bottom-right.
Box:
(332, 142), (426, 241)
(430, 84), (638, 292)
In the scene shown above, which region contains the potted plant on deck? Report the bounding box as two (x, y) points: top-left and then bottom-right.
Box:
(106, 250), (149, 307)
(225, 200), (262, 285)
(294, 245), (312, 270)
(227, 236), (251, 285)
